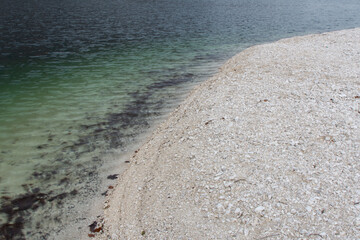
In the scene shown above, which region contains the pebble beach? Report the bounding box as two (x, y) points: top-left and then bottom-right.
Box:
(97, 28), (360, 239)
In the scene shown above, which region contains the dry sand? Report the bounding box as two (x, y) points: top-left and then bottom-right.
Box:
(97, 28), (360, 239)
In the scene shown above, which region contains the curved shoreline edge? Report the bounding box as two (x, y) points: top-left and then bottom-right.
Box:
(98, 28), (360, 239)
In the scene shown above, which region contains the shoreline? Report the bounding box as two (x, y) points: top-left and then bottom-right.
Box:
(98, 28), (360, 239)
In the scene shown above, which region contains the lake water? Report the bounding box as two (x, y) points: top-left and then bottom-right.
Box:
(1, 0), (360, 239)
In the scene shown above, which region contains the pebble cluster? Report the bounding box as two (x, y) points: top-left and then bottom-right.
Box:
(99, 28), (360, 239)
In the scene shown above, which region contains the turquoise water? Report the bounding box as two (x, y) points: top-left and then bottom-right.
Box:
(1, 0), (360, 238)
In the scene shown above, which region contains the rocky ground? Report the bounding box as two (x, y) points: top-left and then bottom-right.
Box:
(97, 28), (360, 239)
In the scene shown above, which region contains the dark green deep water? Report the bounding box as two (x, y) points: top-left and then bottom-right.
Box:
(1, 0), (360, 238)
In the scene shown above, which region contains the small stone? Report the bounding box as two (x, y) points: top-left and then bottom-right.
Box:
(235, 208), (241, 214)
(306, 206), (312, 212)
(111, 233), (119, 240)
(255, 206), (265, 213)
(224, 181), (232, 187)
(229, 174), (237, 180)
(355, 217), (360, 226)
(226, 203), (233, 214)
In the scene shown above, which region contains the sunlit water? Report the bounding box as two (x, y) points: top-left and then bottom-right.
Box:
(1, 0), (360, 239)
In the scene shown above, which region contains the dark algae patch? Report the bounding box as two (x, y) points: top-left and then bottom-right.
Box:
(107, 174), (119, 180)
(0, 190), (46, 240)
(0, 186), (78, 239)
(0, 186), (77, 239)
(0, 72), (196, 239)
(89, 221), (102, 233)
(0, 221), (25, 240)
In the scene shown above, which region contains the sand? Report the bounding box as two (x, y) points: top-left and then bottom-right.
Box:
(96, 28), (360, 239)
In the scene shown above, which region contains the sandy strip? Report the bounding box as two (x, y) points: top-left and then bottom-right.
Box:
(97, 28), (360, 239)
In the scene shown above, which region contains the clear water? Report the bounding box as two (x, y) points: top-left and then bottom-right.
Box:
(0, 0), (360, 239)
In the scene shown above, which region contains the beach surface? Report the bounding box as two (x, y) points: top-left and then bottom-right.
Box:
(97, 28), (360, 239)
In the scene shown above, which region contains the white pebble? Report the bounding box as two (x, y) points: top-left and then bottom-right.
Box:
(355, 217), (360, 226)
(255, 206), (265, 213)
(235, 208), (242, 214)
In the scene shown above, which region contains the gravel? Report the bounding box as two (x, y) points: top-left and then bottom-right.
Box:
(97, 28), (360, 239)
